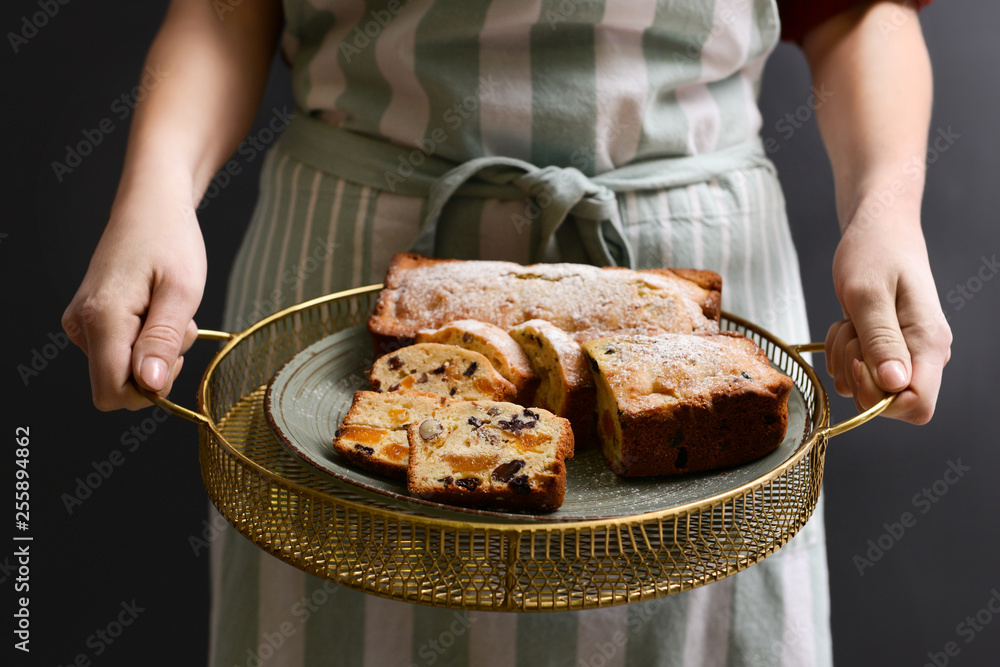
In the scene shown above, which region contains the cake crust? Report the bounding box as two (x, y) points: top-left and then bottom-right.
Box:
(583, 332), (794, 477)
(369, 253), (722, 348)
(416, 319), (539, 404)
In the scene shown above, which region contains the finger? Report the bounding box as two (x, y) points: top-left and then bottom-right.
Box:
(852, 361), (866, 414)
(61, 303), (88, 356)
(158, 322), (197, 398)
(875, 352), (944, 424)
(159, 355), (185, 399)
(824, 319), (848, 377)
(843, 335), (862, 402)
(131, 279), (201, 393)
(847, 336), (890, 411)
(180, 319), (198, 356)
(830, 320), (857, 397)
(849, 294), (911, 394)
(80, 302), (149, 411)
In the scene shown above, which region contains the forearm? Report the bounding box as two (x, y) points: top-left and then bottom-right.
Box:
(115, 0), (282, 209)
(800, 2), (951, 424)
(803, 1), (932, 233)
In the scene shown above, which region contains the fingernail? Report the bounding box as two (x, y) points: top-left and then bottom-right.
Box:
(852, 359), (862, 384)
(878, 360), (907, 389)
(141, 357), (168, 391)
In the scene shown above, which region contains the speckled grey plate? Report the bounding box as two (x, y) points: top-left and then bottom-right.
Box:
(264, 325), (809, 523)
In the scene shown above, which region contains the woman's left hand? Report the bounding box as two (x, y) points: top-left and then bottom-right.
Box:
(826, 214), (952, 424)
(802, 2), (951, 425)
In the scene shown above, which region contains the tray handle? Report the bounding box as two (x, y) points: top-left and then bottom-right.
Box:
(791, 341), (898, 438)
(132, 329), (234, 426)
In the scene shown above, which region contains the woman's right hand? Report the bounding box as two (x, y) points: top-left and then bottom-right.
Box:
(62, 189), (206, 411)
(58, 0), (283, 411)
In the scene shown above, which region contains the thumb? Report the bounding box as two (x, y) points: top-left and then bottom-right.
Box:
(849, 304), (911, 393)
(132, 282), (200, 392)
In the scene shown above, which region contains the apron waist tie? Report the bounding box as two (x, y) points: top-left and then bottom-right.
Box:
(279, 112), (775, 268)
(418, 157), (632, 267)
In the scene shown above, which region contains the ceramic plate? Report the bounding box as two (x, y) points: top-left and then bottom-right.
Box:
(264, 325), (810, 522)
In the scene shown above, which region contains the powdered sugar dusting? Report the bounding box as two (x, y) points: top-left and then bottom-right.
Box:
(373, 257), (718, 338)
(584, 333), (787, 409)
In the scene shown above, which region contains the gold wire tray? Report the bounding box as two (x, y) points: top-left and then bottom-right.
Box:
(147, 285), (893, 612)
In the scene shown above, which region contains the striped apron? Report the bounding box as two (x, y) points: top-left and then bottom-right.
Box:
(210, 1), (832, 665)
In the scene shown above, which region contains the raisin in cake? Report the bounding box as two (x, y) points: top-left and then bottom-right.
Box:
(407, 401), (574, 512)
(509, 319), (595, 447)
(582, 332), (794, 477)
(368, 253), (721, 349)
(416, 319), (539, 404)
(370, 343), (517, 401)
(331, 391), (448, 479)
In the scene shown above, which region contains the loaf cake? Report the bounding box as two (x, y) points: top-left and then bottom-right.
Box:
(331, 390), (448, 479)
(370, 343), (517, 401)
(582, 332), (794, 477)
(416, 319), (539, 404)
(509, 319), (595, 447)
(368, 253), (721, 349)
(407, 401), (574, 511)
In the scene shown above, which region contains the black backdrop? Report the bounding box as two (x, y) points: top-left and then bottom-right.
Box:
(2, 1), (998, 665)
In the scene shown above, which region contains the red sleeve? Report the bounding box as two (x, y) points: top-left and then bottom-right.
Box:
(776, 0), (933, 44)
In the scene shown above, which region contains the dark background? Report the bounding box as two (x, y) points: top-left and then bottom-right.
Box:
(2, 1), (997, 665)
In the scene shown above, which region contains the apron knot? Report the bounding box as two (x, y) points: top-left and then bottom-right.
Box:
(414, 156), (634, 268)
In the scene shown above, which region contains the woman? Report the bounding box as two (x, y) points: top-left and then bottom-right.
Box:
(63, 1), (951, 664)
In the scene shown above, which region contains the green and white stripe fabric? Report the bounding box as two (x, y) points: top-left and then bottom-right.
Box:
(209, 1), (833, 665)
(281, 0), (777, 171)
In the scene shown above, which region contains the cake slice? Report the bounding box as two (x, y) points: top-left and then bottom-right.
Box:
(508, 319), (595, 446)
(415, 319), (539, 404)
(407, 401), (574, 512)
(331, 391), (448, 479)
(582, 332), (794, 477)
(370, 343), (517, 401)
